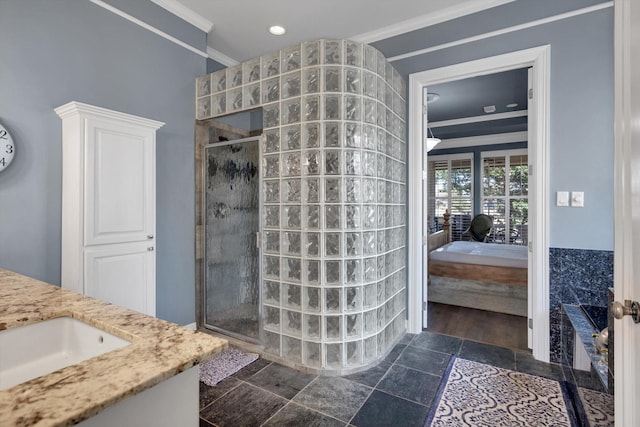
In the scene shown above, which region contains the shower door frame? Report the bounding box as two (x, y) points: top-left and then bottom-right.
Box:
(201, 135), (263, 345)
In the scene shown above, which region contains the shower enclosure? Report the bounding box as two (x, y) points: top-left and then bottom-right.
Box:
(196, 39), (407, 374)
(203, 137), (261, 342)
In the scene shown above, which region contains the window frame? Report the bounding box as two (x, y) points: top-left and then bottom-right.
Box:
(480, 148), (528, 245)
(427, 152), (474, 240)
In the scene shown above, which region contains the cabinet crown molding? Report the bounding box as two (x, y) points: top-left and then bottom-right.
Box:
(54, 101), (165, 130)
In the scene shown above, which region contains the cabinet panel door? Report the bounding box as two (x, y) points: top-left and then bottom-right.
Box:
(84, 243), (155, 316)
(85, 118), (155, 245)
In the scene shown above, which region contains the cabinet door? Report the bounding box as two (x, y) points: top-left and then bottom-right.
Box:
(85, 117), (155, 246)
(84, 242), (155, 316)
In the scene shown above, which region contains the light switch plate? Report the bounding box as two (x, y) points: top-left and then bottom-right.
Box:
(571, 191), (584, 207)
(557, 191), (569, 207)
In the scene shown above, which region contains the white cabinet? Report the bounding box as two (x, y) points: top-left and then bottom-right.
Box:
(84, 242), (156, 315)
(56, 102), (164, 316)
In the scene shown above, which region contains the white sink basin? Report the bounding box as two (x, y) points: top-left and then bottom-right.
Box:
(0, 317), (130, 390)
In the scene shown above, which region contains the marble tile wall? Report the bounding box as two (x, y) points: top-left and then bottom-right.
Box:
(549, 248), (613, 363)
(196, 39), (407, 373)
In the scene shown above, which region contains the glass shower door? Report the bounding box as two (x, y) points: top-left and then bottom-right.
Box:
(204, 137), (260, 342)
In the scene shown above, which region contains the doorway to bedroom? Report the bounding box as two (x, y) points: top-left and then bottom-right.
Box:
(406, 46), (551, 362)
(422, 68), (530, 352)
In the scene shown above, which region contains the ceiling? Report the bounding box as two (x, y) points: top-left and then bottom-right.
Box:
(156, 0), (526, 142)
(161, 0), (514, 63)
(427, 68), (529, 140)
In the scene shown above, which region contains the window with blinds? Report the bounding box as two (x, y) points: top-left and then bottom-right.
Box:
(481, 149), (528, 245)
(427, 154), (473, 241)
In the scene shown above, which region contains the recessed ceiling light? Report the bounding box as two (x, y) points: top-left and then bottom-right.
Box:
(506, 103), (518, 108)
(483, 105), (496, 113)
(269, 25), (286, 36)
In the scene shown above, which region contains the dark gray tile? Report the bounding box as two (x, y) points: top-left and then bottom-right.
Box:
(398, 333), (417, 345)
(343, 361), (391, 387)
(395, 346), (451, 376)
(350, 390), (429, 427)
(200, 382), (287, 427)
(231, 358), (271, 380)
(263, 402), (346, 427)
(383, 344), (406, 363)
(247, 363), (317, 399)
(293, 377), (372, 422)
(199, 376), (241, 409)
(199, 418), (215, 427)
(515, 352), (565, 381)
(410, 332), (462, 355)
(377, 365), (441, 406)
(459, 340), (516, 370)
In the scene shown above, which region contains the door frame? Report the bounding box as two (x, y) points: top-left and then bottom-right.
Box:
(407, 45), (551, 362)
(613, 0), (638, 422)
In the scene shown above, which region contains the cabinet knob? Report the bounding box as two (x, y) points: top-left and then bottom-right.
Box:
(147, 247), (154, 251)
(147, 234), (154, 239)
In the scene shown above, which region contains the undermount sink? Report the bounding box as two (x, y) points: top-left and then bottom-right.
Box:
(0, 317), (130, 390)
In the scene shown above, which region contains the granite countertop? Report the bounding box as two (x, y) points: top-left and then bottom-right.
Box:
(0, 269), (227, 427)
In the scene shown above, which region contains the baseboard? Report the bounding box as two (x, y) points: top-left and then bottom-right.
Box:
(183, 322), (197, 330)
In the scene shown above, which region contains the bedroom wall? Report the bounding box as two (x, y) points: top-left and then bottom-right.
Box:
(0, 0), (207, 326)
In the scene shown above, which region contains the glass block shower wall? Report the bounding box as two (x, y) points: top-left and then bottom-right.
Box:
(196, 39), (407, 373)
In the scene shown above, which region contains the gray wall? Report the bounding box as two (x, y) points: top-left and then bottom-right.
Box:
(0, 0), (206, 325)
(375, 0), (614, 251)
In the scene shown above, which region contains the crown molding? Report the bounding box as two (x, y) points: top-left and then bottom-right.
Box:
(90, 0), (208, 58)
(150, 0), (213, 33)
(433, 131), (528, 150)
(351, 0), (515, 44)
(206, 46), (239, 67)
(430, 110), (528, 128)
(54, 101), (165, 130)
(388, 1), (613, 62)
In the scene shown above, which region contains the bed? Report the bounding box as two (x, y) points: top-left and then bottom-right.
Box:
(427, 211), (528, 317)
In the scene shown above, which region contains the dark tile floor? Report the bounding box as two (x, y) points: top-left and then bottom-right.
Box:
(199, 331), (566, 427)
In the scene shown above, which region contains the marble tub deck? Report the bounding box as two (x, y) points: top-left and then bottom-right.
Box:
(0, 269), (227, 427)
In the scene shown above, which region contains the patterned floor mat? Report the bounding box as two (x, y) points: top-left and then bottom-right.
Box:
(199, 348), (259, 386)
(426, 356), (578, 427)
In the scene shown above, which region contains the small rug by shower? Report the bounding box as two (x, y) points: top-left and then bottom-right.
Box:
(425, 356), (578, 427)
(199, 348), (259, 387)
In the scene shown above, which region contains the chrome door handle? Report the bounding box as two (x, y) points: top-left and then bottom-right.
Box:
(147, 247), (154, 251)
(147, 234), (154, 239)
(611, 299), (640, 323)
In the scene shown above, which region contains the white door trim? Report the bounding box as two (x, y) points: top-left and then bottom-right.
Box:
(613, 0), (638, 423)
(407, 45), (551, 362)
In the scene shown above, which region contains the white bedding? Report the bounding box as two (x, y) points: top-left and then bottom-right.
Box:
(430, 241), (528, 269)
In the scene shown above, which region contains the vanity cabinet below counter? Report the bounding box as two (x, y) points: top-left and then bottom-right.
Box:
(0, 269), (227, 427)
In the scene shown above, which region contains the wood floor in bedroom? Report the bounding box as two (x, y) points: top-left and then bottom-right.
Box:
(425, 302), (529, 352)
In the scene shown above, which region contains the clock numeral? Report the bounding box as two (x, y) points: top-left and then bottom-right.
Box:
(0, 130), (7, 140)
(0, 158), (5, 167)
(5, 144), (13, 154)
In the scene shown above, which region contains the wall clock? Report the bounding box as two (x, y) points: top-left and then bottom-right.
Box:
(0, 123), (15, 172)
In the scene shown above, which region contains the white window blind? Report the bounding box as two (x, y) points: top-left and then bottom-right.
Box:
(481, 149), (528, 245)
(427, 154), (473, 241)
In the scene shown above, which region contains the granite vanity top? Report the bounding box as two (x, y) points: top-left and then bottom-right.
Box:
(0, 269), (227, 427)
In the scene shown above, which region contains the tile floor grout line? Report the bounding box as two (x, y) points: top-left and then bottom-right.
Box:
(374, 360), (443, 407)
(259, 399), (349, 427)
(286, 374), (380, 425)
(258, 401), (289, 427)
(346, 380), (377, 426)
(199, 378), (244, 412)
(293, 376), (375, 424)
